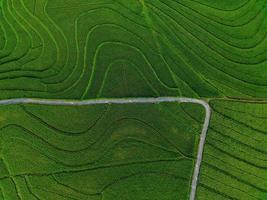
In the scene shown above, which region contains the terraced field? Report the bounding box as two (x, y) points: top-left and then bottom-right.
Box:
(1, 0), (267, 199)
(0, 102), (205, 199)
(0, 0), (267, 99)
(197, 100), (267, 200)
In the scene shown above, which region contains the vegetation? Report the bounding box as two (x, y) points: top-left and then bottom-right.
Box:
(0, 0), (267, 199)
(197, 100), (267, 199)
(0, 102), (204, 199)
(1, 1), (267, 99)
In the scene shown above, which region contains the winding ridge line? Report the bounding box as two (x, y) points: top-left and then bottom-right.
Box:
(0, 97), (211, 200)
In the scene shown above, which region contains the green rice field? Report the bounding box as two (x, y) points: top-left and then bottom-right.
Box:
(0, 0), (267, 199)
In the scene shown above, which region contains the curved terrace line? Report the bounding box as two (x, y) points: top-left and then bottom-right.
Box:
(0, 97), (211, 200)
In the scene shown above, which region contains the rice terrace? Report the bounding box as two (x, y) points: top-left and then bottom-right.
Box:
(0, 0), (266, 199)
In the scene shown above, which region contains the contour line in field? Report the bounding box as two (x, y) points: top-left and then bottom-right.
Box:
(0, 97), (211, 200)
